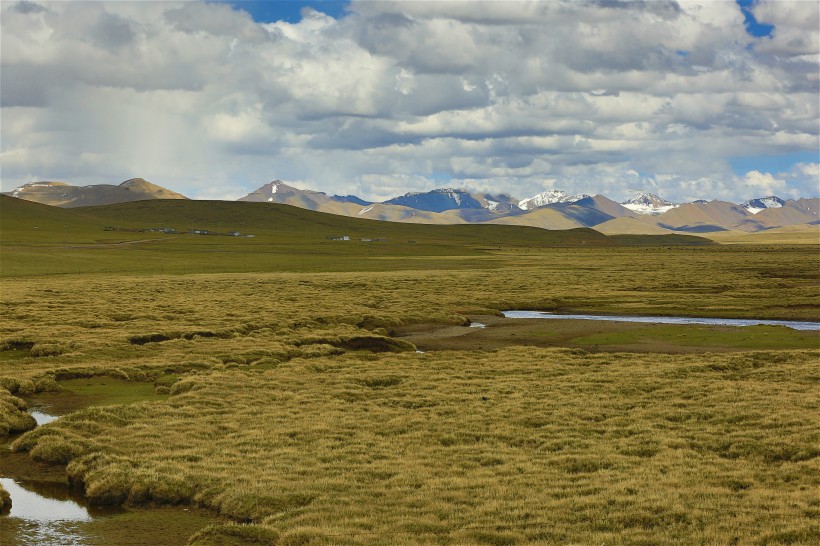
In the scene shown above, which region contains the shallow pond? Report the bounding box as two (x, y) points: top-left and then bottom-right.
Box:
(1, 380), (220, 545)
(502, 311), (820, 331)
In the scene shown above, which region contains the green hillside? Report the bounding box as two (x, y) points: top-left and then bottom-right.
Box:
(76, 198), (618, 245)
(0, 195), (713, 276)
(0, 195), (102, 243)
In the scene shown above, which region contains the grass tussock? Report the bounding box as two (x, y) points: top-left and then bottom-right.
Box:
(1, 243), (819, 544)
(12, 348), (819, 544)
(0, 389), (36, 435)
(0, 483), (10, 515)
(188, 523), (280, 545)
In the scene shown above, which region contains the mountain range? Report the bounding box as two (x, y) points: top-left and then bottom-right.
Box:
(5, 179), (818, 235)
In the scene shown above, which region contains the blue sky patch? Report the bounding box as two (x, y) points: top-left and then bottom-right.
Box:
(729, 151), (819, 176)
(736, 0), (774, 38)
(217, 0), (350, 23)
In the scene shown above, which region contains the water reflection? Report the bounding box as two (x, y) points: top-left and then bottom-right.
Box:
(0, 477), (92, 546)
(29, 410), (59, 426)
(502, 310), (820, 330)
(3, 519), (90, 546)
(0, 478), (91, 522)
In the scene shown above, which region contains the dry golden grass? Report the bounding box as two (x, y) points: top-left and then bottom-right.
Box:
(1, 245), (818, 544)
(0, 389), (35, 435)
(12, 348), (820, 545)
(0, 247), (817, 383)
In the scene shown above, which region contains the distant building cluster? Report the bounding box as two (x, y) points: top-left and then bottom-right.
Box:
(103, 226), (254, 237)
(104, 226), (178, 233)
(185, 228), (254, 237)
(326, 235), (388, 242)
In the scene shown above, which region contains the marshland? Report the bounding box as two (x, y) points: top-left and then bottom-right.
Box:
(1, 196), (818, 545)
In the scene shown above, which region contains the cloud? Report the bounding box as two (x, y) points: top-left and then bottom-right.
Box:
(1, 0), (817, 203)
(740, 170), (788, 194)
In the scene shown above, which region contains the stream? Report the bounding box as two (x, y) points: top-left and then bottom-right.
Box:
(1, 382), (219, 546)
(1, 408), (101, 546)
(501, 311), (820, 330)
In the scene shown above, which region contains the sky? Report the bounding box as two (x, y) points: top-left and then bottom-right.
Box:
(1, 0), (818, 203)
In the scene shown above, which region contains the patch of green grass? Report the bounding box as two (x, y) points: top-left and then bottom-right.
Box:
(25, 378), (168, 415)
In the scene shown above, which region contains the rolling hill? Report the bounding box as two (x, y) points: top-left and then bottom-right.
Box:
(5, 178), (188, 207)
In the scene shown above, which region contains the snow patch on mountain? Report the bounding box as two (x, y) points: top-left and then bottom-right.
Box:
(383, 188), (483, 212)
(518, 190), (590, 210)
(621, 193), (678, 215)
(740, 196), (784, 214)
(11, 181), (63, 197)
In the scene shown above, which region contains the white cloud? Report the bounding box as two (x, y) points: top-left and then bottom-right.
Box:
(1, 0), (817, 203)
(741, 170), (788, 194)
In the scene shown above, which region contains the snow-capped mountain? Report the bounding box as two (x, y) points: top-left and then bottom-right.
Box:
(621, 193), (678, 215)
(739, 196), (785, 214)
(383, 188), (484, 213)
(476, 193), (520, 213)
(518, 190), (591, 211)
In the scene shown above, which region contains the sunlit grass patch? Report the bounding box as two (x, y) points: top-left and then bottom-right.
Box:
(0, 389), (36, 435)
(1, 227), (819, 544)
(10, 348), (818, 543)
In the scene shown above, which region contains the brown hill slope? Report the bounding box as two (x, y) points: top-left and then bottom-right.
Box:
(7, 178), (188, 207)
(574, 195), (638, 219)
(594, 217), (676, 235)
(238, 180), (333, 209)
(486, 207), (586, 230)
(735, 198), (819, 231)
(651, 200), (749, 231)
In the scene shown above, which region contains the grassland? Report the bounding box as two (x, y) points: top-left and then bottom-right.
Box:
(0, 197), (818, 544)
(1, 195), (712, 277)
(10, 349), (820, 545)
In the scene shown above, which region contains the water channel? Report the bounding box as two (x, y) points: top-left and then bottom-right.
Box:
(1, 380), (219, 545)
(501, 311), (820, 331)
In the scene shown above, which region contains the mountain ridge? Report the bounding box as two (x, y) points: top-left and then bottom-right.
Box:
(7, 179), (817, 235)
